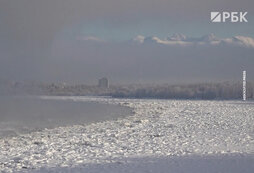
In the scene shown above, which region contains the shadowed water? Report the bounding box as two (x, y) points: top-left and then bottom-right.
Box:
(0, 96), (131, 137)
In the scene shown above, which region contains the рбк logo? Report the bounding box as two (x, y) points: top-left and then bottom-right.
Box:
(211, 12), (248, 22)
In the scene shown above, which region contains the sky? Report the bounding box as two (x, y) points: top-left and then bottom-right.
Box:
(0, 0), (254, 84)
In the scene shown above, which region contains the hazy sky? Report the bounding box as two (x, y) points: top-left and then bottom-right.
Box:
(0, 0), (254, 84)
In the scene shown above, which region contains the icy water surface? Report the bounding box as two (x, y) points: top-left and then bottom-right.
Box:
(0, 97), (254, 172)
(0, 96), (131, 137)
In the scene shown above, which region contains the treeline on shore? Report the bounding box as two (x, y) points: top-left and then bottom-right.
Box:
(110, 82), (254, 100)
(1, 81), (254, 100)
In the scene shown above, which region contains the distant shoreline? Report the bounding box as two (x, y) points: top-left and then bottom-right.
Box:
(1, 81), (254, 100)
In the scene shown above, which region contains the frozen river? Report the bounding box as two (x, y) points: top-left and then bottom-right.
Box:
(0, 96), (254, 172)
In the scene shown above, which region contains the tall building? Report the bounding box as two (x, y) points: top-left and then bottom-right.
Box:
(98, 77), (109, 88)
